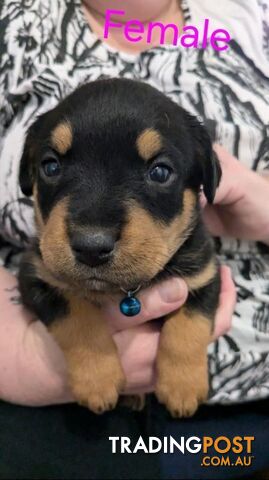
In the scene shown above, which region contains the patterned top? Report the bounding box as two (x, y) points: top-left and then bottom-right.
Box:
(0, 0), (269, 404)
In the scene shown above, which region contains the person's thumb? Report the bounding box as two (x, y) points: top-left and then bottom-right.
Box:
(105, 277), (188, 332)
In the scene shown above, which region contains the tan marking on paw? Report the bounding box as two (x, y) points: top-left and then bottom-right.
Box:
(49, 297), (125, 414)
(70, 358), (125, 414)
(156, 308), (211, 418)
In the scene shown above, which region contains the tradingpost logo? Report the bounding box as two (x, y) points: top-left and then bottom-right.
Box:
(109, 436), (255, 467)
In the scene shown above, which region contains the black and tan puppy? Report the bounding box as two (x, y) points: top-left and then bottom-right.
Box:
(18, 78), (221, 417)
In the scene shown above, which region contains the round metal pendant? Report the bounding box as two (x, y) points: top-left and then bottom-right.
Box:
(120, 296), (141, 317)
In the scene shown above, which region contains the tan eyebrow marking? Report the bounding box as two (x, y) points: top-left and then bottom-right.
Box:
(51, 121), (73, 155)
(136, 128), (162, 161)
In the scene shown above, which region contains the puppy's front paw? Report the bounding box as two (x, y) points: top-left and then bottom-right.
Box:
(156, 371), (208, 418)
(72, 380), (123, 414)
(156, 307), (211, 418)
(69, 361), (126, 414)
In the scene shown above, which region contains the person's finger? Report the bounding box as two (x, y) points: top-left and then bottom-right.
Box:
(199, 191), (207, 209)
(212, 144), (248, 206)
(202, 204), (226, 237)
(104, 277), (188, 333)
(212, 266), (236, 340)
(114, 322), (160, 394)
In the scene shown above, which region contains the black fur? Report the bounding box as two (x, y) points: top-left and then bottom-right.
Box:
(19, 250), (69, 326)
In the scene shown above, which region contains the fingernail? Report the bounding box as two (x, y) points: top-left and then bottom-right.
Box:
(158, 278), (186, 303)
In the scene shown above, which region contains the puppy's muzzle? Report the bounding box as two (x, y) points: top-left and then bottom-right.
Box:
(71, 230), (116, 267)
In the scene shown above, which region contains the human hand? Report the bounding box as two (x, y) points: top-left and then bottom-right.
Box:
(106, 277), (188, 395)
(0, 264), (235, 405)
(202, 144), (269, 244)
(0, 268), (187, 406)
(113, 265), (236, 395)
(0, 266), (72, 406)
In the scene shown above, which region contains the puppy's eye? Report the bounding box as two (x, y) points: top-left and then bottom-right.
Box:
(41, 158), (61, 178)
(149, 165), (172, 184)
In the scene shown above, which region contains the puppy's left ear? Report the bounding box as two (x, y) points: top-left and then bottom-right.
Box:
(193, 121), (222, 204)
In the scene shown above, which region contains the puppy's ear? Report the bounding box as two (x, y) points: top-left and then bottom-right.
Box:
(204, 149), (222, 204)
(19, 126), (37, 197)
(192, 121), (222, 204)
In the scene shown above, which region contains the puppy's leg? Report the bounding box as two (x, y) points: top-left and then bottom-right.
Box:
(155, 305), (211, 418)
(19, 252), (125, 414)
(50, 297), (126, 414)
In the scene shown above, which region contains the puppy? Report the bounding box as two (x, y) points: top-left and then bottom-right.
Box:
(18, 78), (221, 417)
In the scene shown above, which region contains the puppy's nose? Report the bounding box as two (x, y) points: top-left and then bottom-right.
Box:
(71, 231), (116, 267)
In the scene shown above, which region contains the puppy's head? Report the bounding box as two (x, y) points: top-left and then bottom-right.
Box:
(19, 79), (221, 293)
